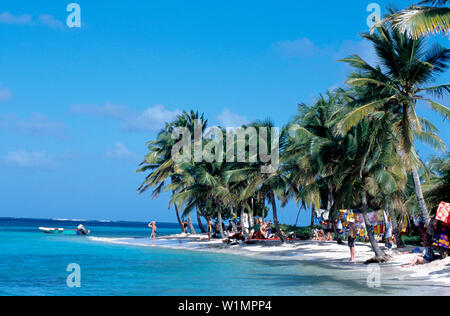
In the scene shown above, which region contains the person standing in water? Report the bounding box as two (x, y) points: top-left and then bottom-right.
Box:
(148, 221), (157, 245)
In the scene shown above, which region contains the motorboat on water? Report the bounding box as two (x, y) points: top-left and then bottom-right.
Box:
(76, 224), (90, 235)
(38, 224), (90, 235)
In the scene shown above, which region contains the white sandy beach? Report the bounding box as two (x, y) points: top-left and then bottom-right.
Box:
(90, 233), (450, 292)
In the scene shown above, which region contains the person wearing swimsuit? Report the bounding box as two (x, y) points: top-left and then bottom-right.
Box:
(148, 221), (157, 245)
(207, 217), (214, 241)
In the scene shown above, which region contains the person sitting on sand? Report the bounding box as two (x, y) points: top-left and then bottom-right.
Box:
(276, 229), (287, 240)
(251, 218), (263, 239)
(402, 241), (434, 268)
(317, 229), (325, 241)
(148, 221), (157, 245)
(266, 222), (273, 239)
(261, 221), (270, 238)
(402, 220), (438, 268)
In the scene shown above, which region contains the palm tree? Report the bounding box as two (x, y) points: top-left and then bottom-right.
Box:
(171, 160), (237, 239)
(137, 110), (207, 233)
(226, 120), (288, 243)
(284, 92), (350, 243)
(335, 113), (406, 260)
(423, 153), (450, 211)
(338, 25), (450, 226)
(385, 1), (450, 39)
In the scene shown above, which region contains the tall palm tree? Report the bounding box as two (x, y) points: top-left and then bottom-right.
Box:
(335, 113), (406, 259)
(385, 1), (450, 39)
(226, 120), (288, 243)
(137, 110), (207, 233)
(338, 25), (450, 226)
(284, 92), (350, 243)
(171, 160), (237, 239)
(423, 153), (450, 211)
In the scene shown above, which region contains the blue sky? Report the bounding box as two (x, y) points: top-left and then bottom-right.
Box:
(0, 0), (448, 225)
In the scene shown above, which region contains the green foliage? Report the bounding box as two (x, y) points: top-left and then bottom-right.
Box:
(136, 7), (449, 249)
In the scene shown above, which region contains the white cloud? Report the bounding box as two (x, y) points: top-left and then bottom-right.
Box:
(0, 12), (33, 25)
(216, 108), (250, 128)
(3, 150), (55, 170)
(273, 37), (377, 65)
(123, 105), (181, 132)
(0, 12), (65, 29)
(0, 113), (67, 138)
(38, 14), (64, 29)
(106, 142), (140, 160)
(273, 38), (321, 58)
(334, 40), (378, 67)
(0, 84), (13, 103)
(70, 103), (181, 133)
(70, 102), (130, 119)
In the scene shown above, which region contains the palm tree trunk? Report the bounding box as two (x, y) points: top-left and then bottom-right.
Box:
(362, 190), (386, 259)
(187, 213), (196, 234)
(196, 208), (206, 233)
(411, 166), (431, 226)
(217, 210), (225, 238)
(294, 207), (301, 228)
(327, 183), (334, 213)
(327, 182), (342, 243)
(388, 208), (405, 248)
(271, 192), (286, 244)
(310, 206), (315, 239)
(174, 204), (184, 233)
(249, 199), (255, 229)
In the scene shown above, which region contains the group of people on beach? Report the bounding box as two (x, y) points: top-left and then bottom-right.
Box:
(148, 213), (447, 267)
(205, 216), (290, 243)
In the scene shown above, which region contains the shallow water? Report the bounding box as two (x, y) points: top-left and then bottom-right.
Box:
(0, 218), (448, 296)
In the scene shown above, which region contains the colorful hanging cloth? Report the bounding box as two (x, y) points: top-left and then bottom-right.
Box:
(436, 202), (450, 224)
(433, 224), (449, 249)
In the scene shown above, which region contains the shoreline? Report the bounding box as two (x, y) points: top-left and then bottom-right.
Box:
(89, 233), (450, 291)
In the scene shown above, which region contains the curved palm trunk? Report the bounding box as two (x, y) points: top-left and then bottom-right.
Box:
(174, 204), (184, 233)
(187, 214), (196, 234)
(271, 192), (286, 244)
(309, 206), (315, 239)
(217, 210), (225, 238)
(388, 208), (405, 248)
(412, 166), (431, 226)
(249, 198), (255, 229)
(327, 183), (342, 243)
(362, 191), (386, 259)
(294, 207), (301, 228)
(196, 208), (206, 233)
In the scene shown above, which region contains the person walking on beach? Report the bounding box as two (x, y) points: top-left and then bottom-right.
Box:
(182, 220), (188, 234)
(348, 219), (357, 263)
(148, 221), (157, 245)
(207, 217), (214, 241)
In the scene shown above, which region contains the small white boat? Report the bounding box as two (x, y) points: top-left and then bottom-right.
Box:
(38, 226), (89, 235)
(39, 227), (65, 234)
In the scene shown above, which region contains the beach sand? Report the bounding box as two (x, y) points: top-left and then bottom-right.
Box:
(90, 233), (450, 291)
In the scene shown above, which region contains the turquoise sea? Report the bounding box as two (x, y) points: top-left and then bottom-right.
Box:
(0, 218), (448, 296)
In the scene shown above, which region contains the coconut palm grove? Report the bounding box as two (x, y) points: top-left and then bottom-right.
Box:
(137, 4), (450, 262)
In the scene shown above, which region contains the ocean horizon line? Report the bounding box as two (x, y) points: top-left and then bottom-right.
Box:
(0, 216), (182, 226)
